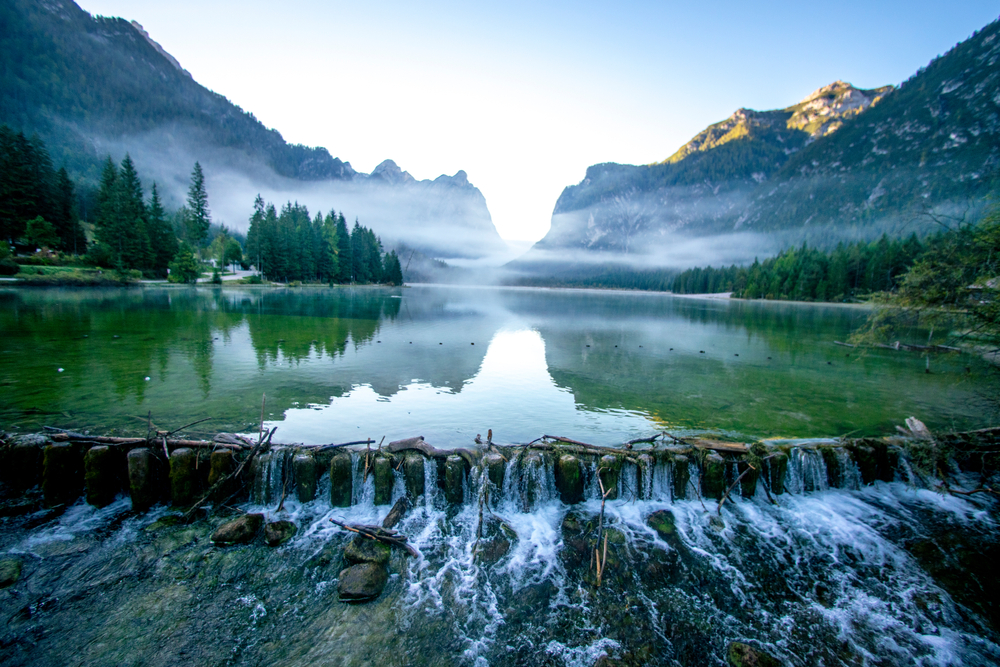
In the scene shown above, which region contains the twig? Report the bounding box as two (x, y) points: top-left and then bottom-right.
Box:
(328, 518), (418, 557)
(717, 464), (755, 515)
(165, 416), (214, 438)
(182, 426), (275, 522)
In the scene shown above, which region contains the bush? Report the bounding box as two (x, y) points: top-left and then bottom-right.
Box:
(0, 257), (19, 276)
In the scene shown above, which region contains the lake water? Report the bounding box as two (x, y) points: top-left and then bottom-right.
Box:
(0, 284), (994, 444)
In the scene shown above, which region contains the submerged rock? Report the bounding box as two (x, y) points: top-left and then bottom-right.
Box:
(338, 562), (388, 602)
(343, 535), (391, 566)
(211, 513), (263, 545)
(0, 558), (22, 588)
(264, 520), (296, 547)
(646, 509), (676, 539)
(726, 641), (781, 667)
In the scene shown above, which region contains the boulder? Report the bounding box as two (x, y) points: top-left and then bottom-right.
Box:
(208, 449), (237, 502)
(211, 513), (264, 545)
(338, 563), (388, 602)
(343, 535), (391, 566)
(701, 452), (726, 500)
(598, 455), (619, 499)
(293, 453), (317, 502)
(726, 642), (781, 667)
(555, 455), (584, 504)
(373, 456), (393, 505)
(403, 454), (424, 501)
(0, 558), (22, 588)
(42, 443), (83, 507)
(444, 455), (465, 504)
(169, 448), (200, 506)
(84, 445), (119, 507)
(264, 520), (297, 547)
(483, 453), (506, 491)
(127, 447), (161, 511)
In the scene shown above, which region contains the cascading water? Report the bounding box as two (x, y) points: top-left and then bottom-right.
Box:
(1, 442), (997, 667)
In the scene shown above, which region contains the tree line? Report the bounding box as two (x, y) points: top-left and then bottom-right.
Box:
(0, 125), (87, 254)
(672, 235), (927, 301)
(245, 196), (403, 285)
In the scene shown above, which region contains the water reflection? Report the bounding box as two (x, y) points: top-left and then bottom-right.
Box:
(0, 285), (993, 443)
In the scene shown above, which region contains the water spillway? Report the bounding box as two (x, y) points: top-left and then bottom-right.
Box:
(0, 431), (998, 666)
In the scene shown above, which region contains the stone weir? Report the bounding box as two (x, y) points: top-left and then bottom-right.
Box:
(1, 426), (997, 514)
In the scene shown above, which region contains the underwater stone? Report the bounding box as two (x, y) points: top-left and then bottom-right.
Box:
(207, 449), (237, 502)
(42, 443), (83, 508)
(767, 452), (788, 495)
(211, 513), (263, 545)
(127, 448), (160, 511)
(84, 445), (119, 508)
(444, 455), (465, 505)
(738, 460), (758, 498)
(636, 454), (653, 500)
(555, 454), (584, 504)
(403, 454), (424, 501)
(373, 456), (393, 506)
(673, 455), (690, 500)
(169, 448), (200, 506)
(701, 452), (726, 500)
(598, 455), (619, 500)
(344, 535), (392, 566)
(338, 562), (388, 602)
(0, 558), (22, 588)
(646, 509), (676, 539)
(5, 442), (41, 493)
(483, 453), (505, 491)
(726, 641), (780, 667)
(330, 453), (352, 507)
(264, 520), (297, 547)
(293, 452), (317, 503)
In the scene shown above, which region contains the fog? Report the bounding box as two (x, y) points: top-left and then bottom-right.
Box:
(93, 125), (509, 261)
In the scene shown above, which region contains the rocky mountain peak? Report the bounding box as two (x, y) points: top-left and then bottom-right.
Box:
(786, 80), (893, 139)
(129, 21), (191, 79)
(370, 159), (415, 185)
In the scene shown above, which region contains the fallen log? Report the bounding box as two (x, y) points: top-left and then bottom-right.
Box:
(47, 431), (243, 449)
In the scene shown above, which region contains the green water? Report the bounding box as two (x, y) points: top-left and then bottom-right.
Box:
(0, 284), (994, 444)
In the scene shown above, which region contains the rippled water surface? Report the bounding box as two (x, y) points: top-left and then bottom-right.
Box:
(0, 284), (995, 444)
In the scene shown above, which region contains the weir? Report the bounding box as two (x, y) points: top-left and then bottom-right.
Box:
(1, 428), (998, 667)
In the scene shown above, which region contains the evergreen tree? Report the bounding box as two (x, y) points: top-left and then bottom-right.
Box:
(186, 161), (211, 247)
(383, 250), (403, 286)
(335, 213), (352, 283)
(168, 241), (200, 283)
(246, 195), (265, 276)
(147, 183), (178, 278)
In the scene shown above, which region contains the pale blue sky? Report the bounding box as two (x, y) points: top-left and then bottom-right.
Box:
(78, 0), (1000, 242)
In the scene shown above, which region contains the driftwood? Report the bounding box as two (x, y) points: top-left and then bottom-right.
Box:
(387, 436), (480, 468)
(718, 464), (756, 514)
(46, 430), (243, 449)
(182, 426), (276, 522)
(382, 496), (409, 529)
(329, 517), (418, 557)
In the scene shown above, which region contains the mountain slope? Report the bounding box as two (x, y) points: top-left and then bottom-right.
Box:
(0, 0), (506, 259)
(530, 20), (1000, 270)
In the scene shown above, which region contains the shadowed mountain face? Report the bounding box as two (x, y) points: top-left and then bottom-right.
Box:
(518, 20), (1000, 274)
(0, 0), (506, 259)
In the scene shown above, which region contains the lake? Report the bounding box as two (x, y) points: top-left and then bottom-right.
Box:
(0, 284), (994, 444)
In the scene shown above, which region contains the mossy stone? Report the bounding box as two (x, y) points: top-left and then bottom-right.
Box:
(338, 563), (388, 602)
(169, 448), (200, 506)
(264, 520), (297, 546)
(211, 513), (263, 545)
(483, 453), (505, 491)
(555, 454), (584, 504)
(343, 535), (392, 566)
(293, 453), (317, 503)
(403, 454), (424, 501)
(672, 455), (690, 500)
(42, 443), (83, 507)
(84, 445), (120, 508)
(598, 455), (619, 500)
(444, 455), (465, 505)
(0, 558), (22, 588)
(330, 453), (352, 507)
(208, 449), (237, 502)
(373, 456), (393, 506)
(767, 452), (788, 495)
(726, 641), (780, 667)
(701, 452), (726, 500)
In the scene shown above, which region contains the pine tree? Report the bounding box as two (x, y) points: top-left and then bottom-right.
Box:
(335, 213), (352, 283)
(147, 183), (178, 278)
(246, 194), (265, 277)
(383, 250), (403, 286)
(186, 161), (211, 247)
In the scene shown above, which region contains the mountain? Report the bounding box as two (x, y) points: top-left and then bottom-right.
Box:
(523, 19), (1000, 273)
(0, 0), (506, 259)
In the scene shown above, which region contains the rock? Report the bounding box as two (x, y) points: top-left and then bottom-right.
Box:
(475, 515), (517, 566)
(338, 562), (388, 602)
(726, 641), (781, 667)
(646, 509), (676, 539)
(169, 448), (200, 506)
(555, 454), (584, 504)
(343, 535), (391, 566)
(84, 445), (119, 508)
(701, 452), (726, 500)
(709, 515), (725, 532)
(373, 455), (393, 505)
(444, 455), (465, 504)
(128, 447), (161, 511)
(820, 447), (842, 488)
(403, 454), (424, 501)
(4, 442), (41, 492)
(263, 520), (296, 547)
(636, 454), (654, 499)
(293, 452), (317, 502)
(483, 453), (506, 491)
(42, 443), (83, 507)
(211, 513), (263, 545)
(846, 441), (877, 485)
(330, 453), (352, 507)
(0, 558), (22, 588)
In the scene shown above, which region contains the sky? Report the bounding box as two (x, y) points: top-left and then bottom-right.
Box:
(77, 0), (1000, 244)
